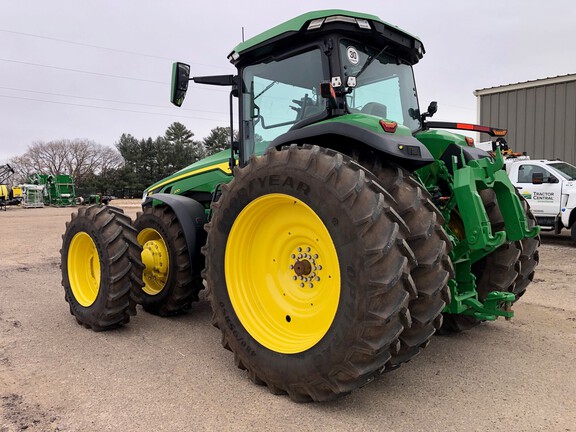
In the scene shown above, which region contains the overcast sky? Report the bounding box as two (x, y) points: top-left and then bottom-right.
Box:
(1, 0), (575, 164)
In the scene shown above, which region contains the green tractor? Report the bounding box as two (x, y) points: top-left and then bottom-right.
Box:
(61, 10), (540, 401)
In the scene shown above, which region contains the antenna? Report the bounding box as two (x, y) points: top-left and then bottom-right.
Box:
(242, 27), (245, 42)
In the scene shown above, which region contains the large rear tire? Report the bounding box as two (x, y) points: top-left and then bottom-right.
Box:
(359, 158), (452, 366)
(61, 205), (143, 331)
(134, 206), (201, 316)
(513, 198), (540, 299)
(204, 145), (417, 401)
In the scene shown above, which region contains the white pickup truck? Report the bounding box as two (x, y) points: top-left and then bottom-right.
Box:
(505, 158), (576, 242)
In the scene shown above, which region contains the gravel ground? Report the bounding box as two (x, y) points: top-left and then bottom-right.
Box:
(0, 200), (575, 432)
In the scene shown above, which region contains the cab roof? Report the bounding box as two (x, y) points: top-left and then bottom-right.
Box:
(228, 9), (425, 66)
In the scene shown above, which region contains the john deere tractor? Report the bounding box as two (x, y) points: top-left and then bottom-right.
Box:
(61, 10), (540, 401)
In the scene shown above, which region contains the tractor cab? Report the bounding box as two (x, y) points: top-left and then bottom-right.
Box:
(172, 10), (433, 169)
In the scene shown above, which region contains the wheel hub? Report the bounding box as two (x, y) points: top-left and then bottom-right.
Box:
(290, 246), (322, 288)
(293, 259), (311, 277)
(142, 240), (167, 275)
(137, 228), (169, 296)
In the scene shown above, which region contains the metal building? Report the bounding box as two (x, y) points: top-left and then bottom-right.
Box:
(474, 74), (576, 164)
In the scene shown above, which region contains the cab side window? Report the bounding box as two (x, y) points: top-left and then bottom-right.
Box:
(517, 165), (533, 183)
(518, 165), (557, 183)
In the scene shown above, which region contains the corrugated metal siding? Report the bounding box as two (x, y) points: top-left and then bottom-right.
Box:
(478, 79), (576, 164)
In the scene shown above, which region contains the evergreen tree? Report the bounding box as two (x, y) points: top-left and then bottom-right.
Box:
(165, 122), (194, 146)
(164, 122), (203, 170)
(202, 126), (231, 158)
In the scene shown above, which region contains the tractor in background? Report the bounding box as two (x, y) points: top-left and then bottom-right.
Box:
(0, 164), (23, 210)
(31, 173), (76, 207)
(60, 10), (540, 401)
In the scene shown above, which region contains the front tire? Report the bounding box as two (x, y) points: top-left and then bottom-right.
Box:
(61, 205), (143, 331)
(134, 206), (201, 316)
(204, 146), (417, 401)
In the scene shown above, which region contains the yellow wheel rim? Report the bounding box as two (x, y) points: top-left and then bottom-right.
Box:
(68, 232), (101, 307)
(225, 193), (341, 354)
(138, 228), (169, 296)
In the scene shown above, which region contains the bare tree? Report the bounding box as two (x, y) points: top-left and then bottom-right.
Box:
(28, 140), (68, 176)
(63, 139), (122, 182)
(9, 153), (35, 184)
(9, 139), (122, 184)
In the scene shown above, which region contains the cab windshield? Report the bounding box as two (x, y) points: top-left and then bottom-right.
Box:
(548, 162), (576, 180)
(340, 39), (421, 131)
(241, 48), (326, 146)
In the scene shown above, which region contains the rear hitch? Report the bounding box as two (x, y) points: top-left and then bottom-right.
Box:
(462, 291), (515, 321)
(443, 260), (515, 321)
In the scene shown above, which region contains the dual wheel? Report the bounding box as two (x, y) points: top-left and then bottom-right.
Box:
(203, 145), (452, 401)
(61, 205), (201, 331)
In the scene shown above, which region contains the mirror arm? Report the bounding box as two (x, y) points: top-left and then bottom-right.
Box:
(192, 75), (235, 86)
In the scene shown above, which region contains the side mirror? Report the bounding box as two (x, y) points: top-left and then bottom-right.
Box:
(421, 101), (438, 122)
(171, 62), (190, 107)
(532, 172), (543, 184)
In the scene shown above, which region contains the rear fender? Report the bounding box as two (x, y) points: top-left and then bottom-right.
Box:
(269, 122), (434, 171)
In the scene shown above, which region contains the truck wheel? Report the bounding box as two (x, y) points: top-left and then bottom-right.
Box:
(359, 158), (452, 365)
(61, 205), (143, 331)
(134, 206), (201, 316)
(204, 145), (416, 401)
(441, 189), (531, 333)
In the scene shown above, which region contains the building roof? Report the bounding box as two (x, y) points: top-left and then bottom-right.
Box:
(474, 73), (576, 96)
